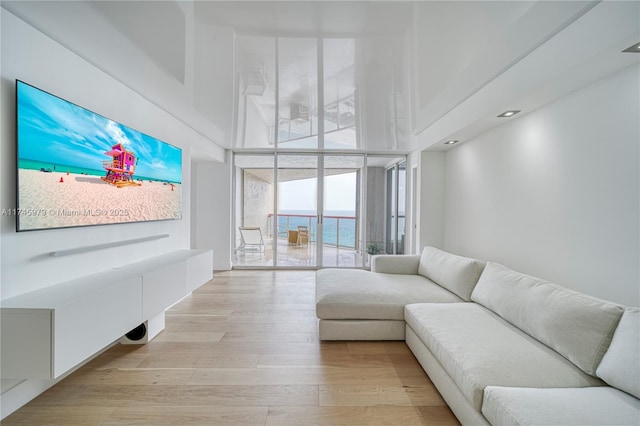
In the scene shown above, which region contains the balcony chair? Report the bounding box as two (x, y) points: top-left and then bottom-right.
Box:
(237, 227), (265, 256)
(297, 225), (312, 246)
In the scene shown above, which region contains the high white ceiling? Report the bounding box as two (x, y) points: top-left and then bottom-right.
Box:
(3, 1), (639, 156)
(194, 1), (413, 36)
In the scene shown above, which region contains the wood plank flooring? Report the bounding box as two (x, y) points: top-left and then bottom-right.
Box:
(3, 270), (459, 425)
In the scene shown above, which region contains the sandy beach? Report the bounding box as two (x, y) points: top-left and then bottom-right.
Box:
(18, 169), (182, 230)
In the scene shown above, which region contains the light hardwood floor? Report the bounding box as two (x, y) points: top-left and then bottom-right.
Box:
(3, 270), (459, 425)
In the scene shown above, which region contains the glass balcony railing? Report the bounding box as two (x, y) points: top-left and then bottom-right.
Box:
(267, 213), (358, 249)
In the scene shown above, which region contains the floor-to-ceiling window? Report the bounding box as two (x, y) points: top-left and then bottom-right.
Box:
(233, 154), (275, 267)
(363, 156), (406, 264)
(276, 154), (319, 267)
(323, 155), (363, 267)
(233, 153), (405, 269)
(386, 160), (406, 255)
(232, 34), (406, 269)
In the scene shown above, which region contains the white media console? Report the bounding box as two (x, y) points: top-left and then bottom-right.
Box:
(0, 249), (213, 379)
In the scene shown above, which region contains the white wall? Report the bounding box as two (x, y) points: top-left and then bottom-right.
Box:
(405, 151), (419, 254)
(0, 10), (218, 298)
(191, 159), (232, 271)
(443, 64), (639, 306)
(0, 9), (221, 416)
(418, 151), (445, 251)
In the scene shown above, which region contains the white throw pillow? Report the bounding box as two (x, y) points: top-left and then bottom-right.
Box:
(596, 308), (640, 399)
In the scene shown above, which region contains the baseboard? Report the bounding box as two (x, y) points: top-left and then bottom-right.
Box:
(213, 261), (232, 271)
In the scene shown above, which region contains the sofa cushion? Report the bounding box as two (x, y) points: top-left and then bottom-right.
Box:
(470, 262), (624, 375)
(417, 246), (485, 301)
(316, 269), (462, 320)
(482, 386), (640, 426)
(596, 308), (640, 399)
(371, 254), (420, 275)
(404, 303), (604, 410)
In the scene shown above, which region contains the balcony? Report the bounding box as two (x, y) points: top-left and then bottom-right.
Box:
(234, 213), (363, 268)
(268, 213), (359, 250)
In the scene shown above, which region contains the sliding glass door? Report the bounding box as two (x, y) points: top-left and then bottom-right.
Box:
(323, 155), (363, 267)
(276, 154), (318, 267)
(234, 153), (371, 268)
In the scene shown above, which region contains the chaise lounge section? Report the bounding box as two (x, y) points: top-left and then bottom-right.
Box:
(315, 247), (640, 425)
(315, 247), (485, 340)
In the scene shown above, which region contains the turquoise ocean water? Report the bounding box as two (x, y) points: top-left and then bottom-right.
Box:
(18, 158), (175, 183)
(19, 158), (104, 176)
(278, 210), (356, 248)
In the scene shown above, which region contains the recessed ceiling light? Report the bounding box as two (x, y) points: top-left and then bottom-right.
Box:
(622, 42), (640, 53)
(444, 140), (458, 145)
(497, 110), (521, 118)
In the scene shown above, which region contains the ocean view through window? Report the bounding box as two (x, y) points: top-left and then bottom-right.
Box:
(270, 210), (357, 248)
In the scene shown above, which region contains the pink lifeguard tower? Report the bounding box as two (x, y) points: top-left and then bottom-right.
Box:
(101, 143), (141, 188)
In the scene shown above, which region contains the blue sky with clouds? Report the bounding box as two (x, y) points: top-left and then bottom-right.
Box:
(17, 81), (182, 183)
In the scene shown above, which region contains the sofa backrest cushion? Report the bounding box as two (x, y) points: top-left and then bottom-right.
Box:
(417, 246), (485, 301)
(471, 262), (624, 376)
(596, 308), (640, 398)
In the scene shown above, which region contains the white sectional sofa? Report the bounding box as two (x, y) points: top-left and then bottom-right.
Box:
(315, 247), (640, 425)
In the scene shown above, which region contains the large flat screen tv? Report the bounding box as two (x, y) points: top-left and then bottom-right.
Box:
(15, 80), (183, 232)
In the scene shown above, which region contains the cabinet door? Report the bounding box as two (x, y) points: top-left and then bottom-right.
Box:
(142, 261), (187, 319)
(0, 309), (52, 379)
(186, 251), (213, 293)
(54, 276), (142, 377)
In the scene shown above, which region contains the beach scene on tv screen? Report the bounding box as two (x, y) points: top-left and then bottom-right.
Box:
(16, 81), (183, 231)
